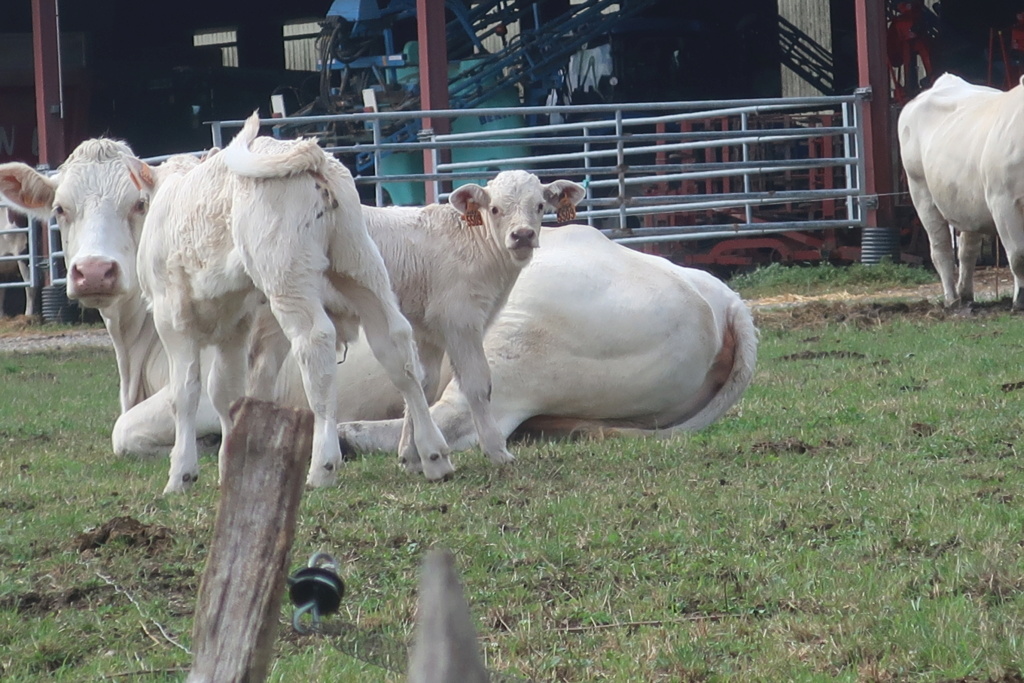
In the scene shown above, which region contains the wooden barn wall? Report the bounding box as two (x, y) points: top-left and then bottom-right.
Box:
(777, 0), (833, 97)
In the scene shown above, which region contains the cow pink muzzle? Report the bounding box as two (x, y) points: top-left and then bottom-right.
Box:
(69, 256), (120, 299)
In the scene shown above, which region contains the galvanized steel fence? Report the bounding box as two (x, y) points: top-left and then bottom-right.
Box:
(3, 94), (872, 317)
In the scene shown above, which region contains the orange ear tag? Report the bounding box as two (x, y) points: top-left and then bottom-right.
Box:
(556, 195), (576, 223)
(462, 200), (483, 227)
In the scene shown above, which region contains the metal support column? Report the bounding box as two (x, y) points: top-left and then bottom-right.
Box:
(417, 0), (451, 203)
(855, 0), (899, 263)
(31, 0), (63, 294)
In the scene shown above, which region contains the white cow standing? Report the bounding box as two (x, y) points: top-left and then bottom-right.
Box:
(329, 223), (758, 453)
(134, 114), (451, 493)
(898, 72), (1024, 309)
(0, 144), (223, 455)
(0, 207), (35, 317)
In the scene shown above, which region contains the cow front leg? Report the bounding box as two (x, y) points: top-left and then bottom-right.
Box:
(445, 331), (514, 466)
(209, 325), (250, 485)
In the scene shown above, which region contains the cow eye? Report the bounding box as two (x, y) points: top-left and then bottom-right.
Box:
(490, 206), (499, 215)
(53, 205), (64, 216)
(134, 199), (147, 213)
(537, 203), (544, 213)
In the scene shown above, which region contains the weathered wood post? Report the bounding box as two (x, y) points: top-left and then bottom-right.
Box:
(407, 548), (489, 683)
(187, 398), (313, 683)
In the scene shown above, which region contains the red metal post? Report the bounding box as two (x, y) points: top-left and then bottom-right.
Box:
(854, 0), (896, 243)
(31, 0), (65, 170)
(417, 0), (451, 203)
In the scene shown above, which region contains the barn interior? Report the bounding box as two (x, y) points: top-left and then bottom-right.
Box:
(5, 0), (1024, 159)
(4, 0), (814, 159)
(4, 0), (1024, 318)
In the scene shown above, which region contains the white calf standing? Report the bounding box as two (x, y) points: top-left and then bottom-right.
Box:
(0, 208), (34, 317)
(135, 113), (449, 493)
(356, 172), (585, 469)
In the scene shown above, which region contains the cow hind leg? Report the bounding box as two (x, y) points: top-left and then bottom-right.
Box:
(17, 260), (34, 317)
(340, 280), (453, 481)
(955, 231), (984, 305)
(993, 202), (1024, 311)
(156, 313), (204, 494)
(269, 296), (344, 488)
(911, 191), (959, 306)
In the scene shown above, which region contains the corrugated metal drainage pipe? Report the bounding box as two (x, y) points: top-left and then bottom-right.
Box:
(860, 227), (901, 264)
(41, 284), (81, 324)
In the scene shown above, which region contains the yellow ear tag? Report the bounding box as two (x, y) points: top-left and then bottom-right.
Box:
(556, 194), (576, 223)
(462, 200), (483, 227)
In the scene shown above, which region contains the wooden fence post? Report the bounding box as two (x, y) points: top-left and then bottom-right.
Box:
(407, 548), (489, 683)
(187, 398), (313, 683)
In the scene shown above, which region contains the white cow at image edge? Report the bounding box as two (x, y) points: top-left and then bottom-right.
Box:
(271, 223), (759, 453)
(0, 207), (35, 317)
(898, 72), (1024, 309)
(0, 146), (223, 455)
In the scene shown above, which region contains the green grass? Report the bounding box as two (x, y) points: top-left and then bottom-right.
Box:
(2, 306), (1024, 682)
(728, 261), (939, 300)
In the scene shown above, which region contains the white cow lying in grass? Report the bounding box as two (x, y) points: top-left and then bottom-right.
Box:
(312, 223), (758, 453)
(0, 207), (35, 317)
(133, 114), (450, 493)
(0, 134), (757, 476)
(898, 72), (1024, 309)
(225, 123), (586, 470)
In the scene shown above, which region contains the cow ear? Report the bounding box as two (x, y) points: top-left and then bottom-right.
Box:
(0, 162), (58, 217)
(123, 155), (156, 193)
(449, 183), (489, 226)
(543, 179), (585, 223)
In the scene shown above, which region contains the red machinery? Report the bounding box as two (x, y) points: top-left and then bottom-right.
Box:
(639, 113), (862, 270)
(887, 0), (934, 105)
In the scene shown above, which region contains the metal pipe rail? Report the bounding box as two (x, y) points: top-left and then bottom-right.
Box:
(0, 203), (39, 302)
(154, 96), (867, 272)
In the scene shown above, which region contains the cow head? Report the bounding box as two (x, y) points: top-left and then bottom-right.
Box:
(0, 139), (149, 311)
(449, 170), (585, 265)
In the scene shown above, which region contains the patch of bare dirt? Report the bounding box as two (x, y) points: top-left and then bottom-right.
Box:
(750, 266), (1018, 331)
(754, 297), (1015, 331)
(0, 584), (112, 616)
(74, 516), (173, 556)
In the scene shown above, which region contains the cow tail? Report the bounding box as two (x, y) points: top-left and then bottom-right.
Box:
(669, 299), (758, 432)
(220, 112), (327, 179)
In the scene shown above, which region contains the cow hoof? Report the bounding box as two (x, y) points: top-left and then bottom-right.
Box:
(422, 455), (456, 482)
(401, 457), (424, 474)
(306, 465), (339, 488)
(163, 472), (197, 495)
(487, 450), (516, 466)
